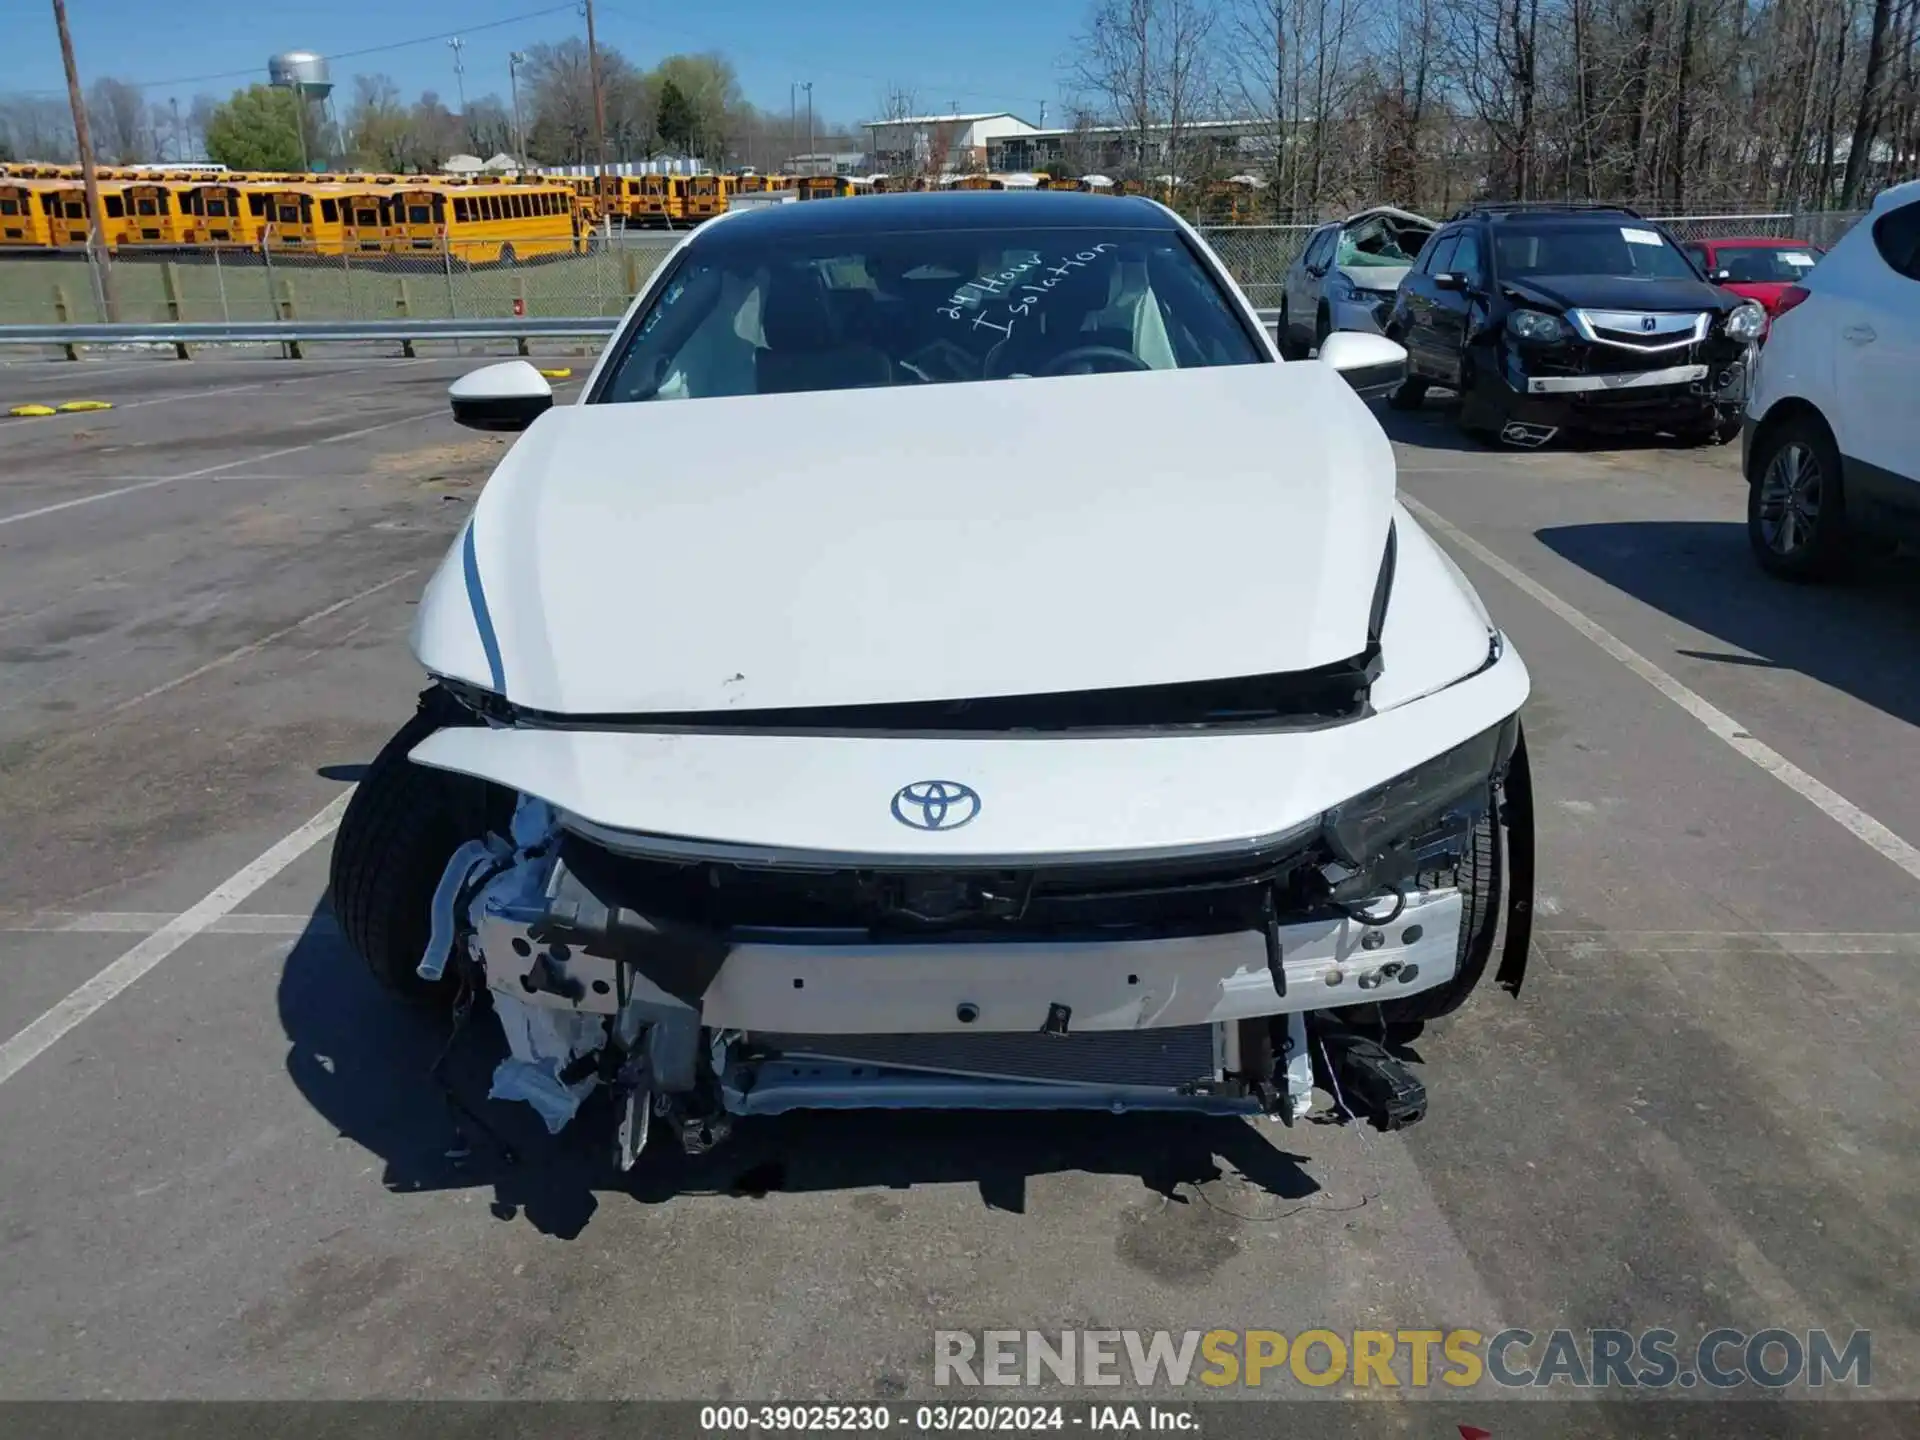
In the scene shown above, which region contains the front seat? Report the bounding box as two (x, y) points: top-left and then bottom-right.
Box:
(755, 271), (894, 395)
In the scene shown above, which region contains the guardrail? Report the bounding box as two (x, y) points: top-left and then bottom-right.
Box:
(0, 310), (1293, 361)
(0, 315), (623, 360)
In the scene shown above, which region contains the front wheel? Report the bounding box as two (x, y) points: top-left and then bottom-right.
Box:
(1387, 376), (1429, 411)
(1748, 414), (1849, 581)
(1360, 808), (1502, 1029)
(328, 688), (507, 1002)
(1277, 300), (1309, 360)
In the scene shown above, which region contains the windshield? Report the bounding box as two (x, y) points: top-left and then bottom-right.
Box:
(1710, 245), (1821, 283)
(1335, 215), (1432, 268)
(1494, 220), (1699, 281)
(594, 224), (1267, 403)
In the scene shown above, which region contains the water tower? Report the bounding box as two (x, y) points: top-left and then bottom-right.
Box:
(268, 51), (333, 171)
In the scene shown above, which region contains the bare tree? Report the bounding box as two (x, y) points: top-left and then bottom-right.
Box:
(0, 95), (78, 161)
(1071, 0), (1159, 176)
(87, 76), (148, 163)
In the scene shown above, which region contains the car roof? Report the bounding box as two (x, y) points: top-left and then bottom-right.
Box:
(1872, 176), (1920, 212)
(693, 189), (1180, 243)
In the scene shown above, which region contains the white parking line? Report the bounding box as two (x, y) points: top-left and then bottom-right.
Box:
(0, 410), (439, 528)
(90, 568), (420, 722)
(0, 793), (353, 1089)
(1401, 492), (1920, 886)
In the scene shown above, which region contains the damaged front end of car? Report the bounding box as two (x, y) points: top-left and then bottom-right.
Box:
(409, 676), (1534, 1169)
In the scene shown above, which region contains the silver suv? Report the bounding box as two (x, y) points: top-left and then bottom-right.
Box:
(1279, 207), (1438, 358)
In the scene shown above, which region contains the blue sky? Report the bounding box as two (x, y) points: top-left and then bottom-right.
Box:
(5, 0), (1080, 131)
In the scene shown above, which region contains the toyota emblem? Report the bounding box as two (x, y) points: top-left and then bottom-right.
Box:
(891, 780), (981, 832)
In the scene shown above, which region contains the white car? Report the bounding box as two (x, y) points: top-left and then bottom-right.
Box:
(1278, 206), (1438, 358)
(328, 192), (1534, 1166)
(1744, 178), (1920, 578)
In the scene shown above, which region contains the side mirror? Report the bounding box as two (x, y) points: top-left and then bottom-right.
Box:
(1433, 270), (1466, 292)
(449, 360), (554, 432)
(1317, 331), (1408, 396)
(1712, 269), (1734, 283)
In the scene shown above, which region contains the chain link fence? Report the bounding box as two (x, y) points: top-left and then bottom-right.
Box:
(0, 231), (682, 327)
(0, 210), (1869, 328)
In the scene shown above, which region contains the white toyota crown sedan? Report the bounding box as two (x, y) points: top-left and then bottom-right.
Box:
(327, 190), (1535, 1168)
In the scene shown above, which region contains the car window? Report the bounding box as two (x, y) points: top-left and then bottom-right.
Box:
(1684, 244), (1709, 273)
(594, 225), (1270, 403)
(1710, 246), (1821, 283)
(1492, 220), (1699, 280)
(1451, 231), (1483, 284)
(1422, 233), (1459, 278)
(1302, 226), (1337, 271)
(1872, 200), (1920, 281)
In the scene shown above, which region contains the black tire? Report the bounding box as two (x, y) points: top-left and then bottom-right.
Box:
(1277, 301), (1309, 360)
(1747, 411), (1849, 581)
(1314, 305), (1331, 353)
(1342, 805), (1502, 1030)
(498, 243), (517, 266)
(328, 688), (507, 1002)
(1387, 376), (1429, 411)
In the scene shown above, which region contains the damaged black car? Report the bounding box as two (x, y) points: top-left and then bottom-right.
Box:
(1386, 203), (1766, 447)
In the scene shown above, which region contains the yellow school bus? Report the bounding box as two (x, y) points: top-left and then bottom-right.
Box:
(36, 181), (128, 248)
(795, 175), (857, 201)
(260, 183), (355, 254)
(563, 175), (601, 223)
(117, 178), (181, 244)
(633, 174), (675, 226)
(402, 180), (580, 263)
(943, 174), (1005, 191)
(172, 180), (264, 246)
(680, 173), (731, 222)
(340, 186), (402, 253)
(0, 179), (54, 248)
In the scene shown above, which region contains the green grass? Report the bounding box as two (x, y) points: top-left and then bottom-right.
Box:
(0, 237), (681, 326)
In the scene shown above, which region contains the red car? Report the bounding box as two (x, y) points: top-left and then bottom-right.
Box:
(1682, 236), (1825, 318)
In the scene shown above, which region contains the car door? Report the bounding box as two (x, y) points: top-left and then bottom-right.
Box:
(1288, 225), (1336, 322)
(1429, 228), (1483, 386)
(1832, 197), (1920, 489)
(1400, 230), (1457, 380)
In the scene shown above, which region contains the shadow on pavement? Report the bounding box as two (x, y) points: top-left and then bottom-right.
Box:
(1536, 519), (1920, 728)
(278, 901), (1320, 1240)
(1373, 394), (1739, 459)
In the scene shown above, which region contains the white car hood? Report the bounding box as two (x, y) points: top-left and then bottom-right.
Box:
(416, 363), (1396, 716)
(1339, 263), (1412, 294)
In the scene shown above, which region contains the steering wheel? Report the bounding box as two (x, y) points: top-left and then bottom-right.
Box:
(1039, 345), (1152, 377)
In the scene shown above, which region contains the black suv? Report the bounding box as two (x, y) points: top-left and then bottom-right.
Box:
(1385, 203), (1768, 447)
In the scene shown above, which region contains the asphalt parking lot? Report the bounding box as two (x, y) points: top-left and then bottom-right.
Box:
(0, 351), (1916, 1420)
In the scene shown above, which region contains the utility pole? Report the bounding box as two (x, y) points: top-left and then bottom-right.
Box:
(447, 37), (467, 119)
(50, 0), (117, 320)
(804, 81), (813, 174)
(583, 0), (609, 186)
(508, 52), (527, 163)
(170, 96), (182, 162)
(789, 82), (796, 173)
